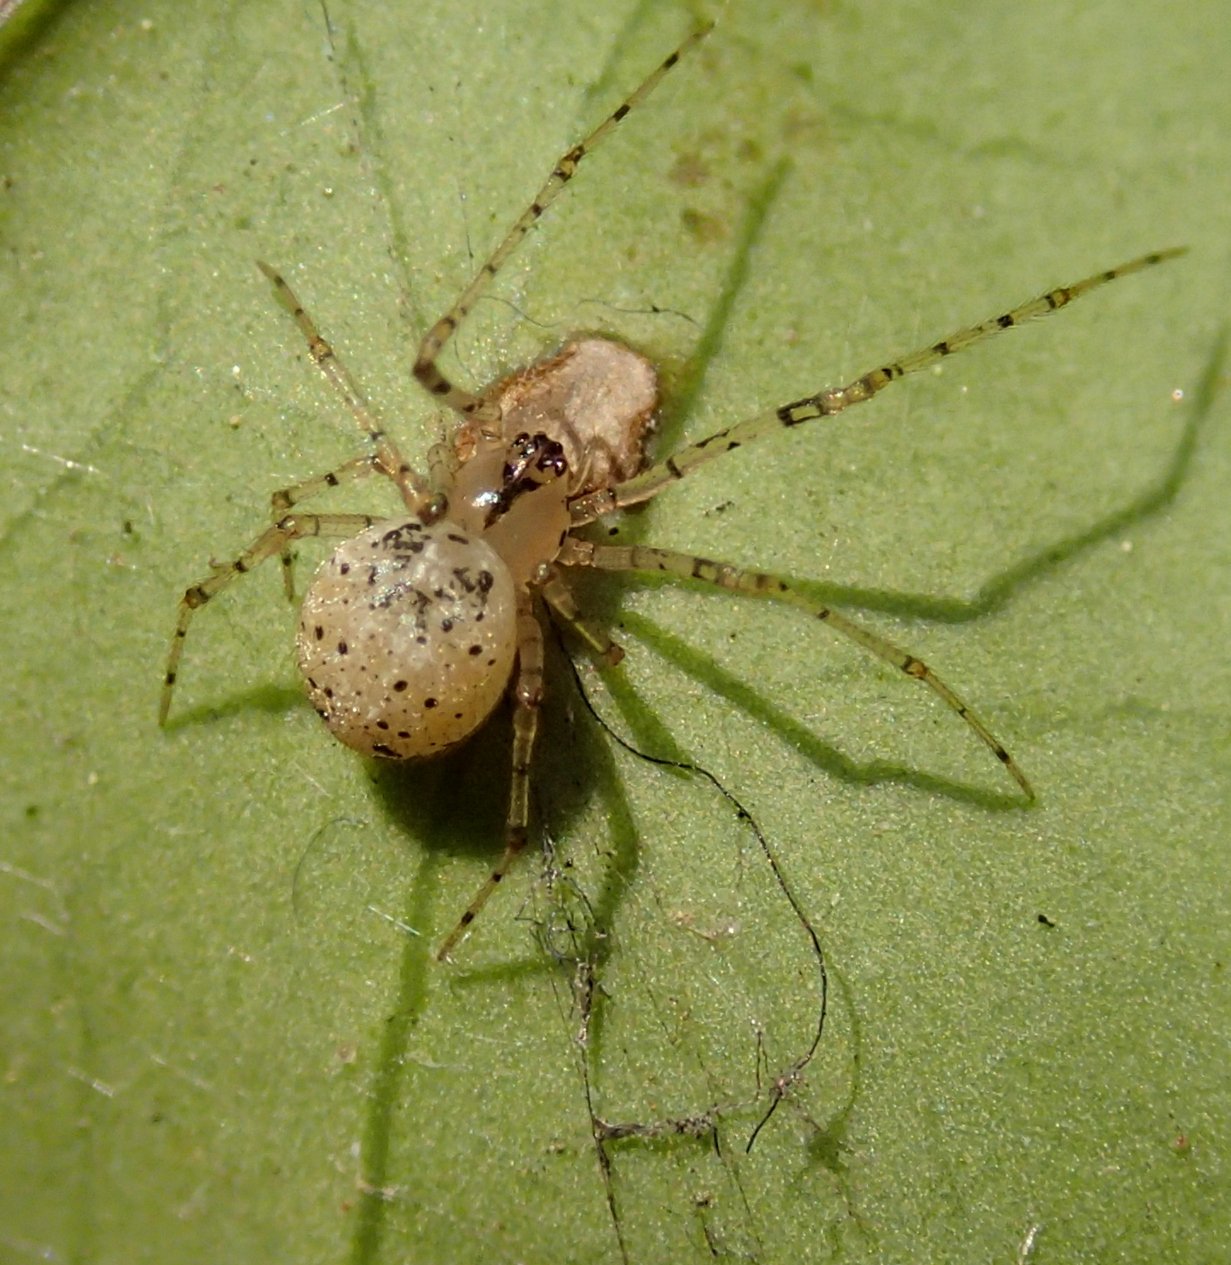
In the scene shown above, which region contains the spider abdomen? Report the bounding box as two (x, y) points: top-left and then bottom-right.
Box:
(296, 518), (518, 760)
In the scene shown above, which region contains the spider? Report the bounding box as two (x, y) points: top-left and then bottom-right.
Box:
(159, 26), (1182, 960)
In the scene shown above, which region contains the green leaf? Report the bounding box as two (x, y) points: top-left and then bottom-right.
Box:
(3, 2), (1227, 1263)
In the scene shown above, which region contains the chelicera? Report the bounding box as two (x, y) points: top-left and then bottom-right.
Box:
(159, 27), (1182, 959)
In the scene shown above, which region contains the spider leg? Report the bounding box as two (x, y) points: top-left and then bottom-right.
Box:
(568, 248), (1186, 523)
(562, 540), (1034, 799)
(256, 260), (435, 514)
(269, 454), (384, 599)
(540, 567), (625, 666)
(413, 24), (711, 422)
(436, 590), (546, 960)
(159, 512), (380, 725)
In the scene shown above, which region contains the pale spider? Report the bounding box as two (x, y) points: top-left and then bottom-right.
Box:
(160, 27), (1182, 960)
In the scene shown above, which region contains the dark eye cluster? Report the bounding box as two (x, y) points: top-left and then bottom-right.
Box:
(496, 432), (569, 514)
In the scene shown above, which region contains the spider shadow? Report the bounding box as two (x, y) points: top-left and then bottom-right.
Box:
(159, 681), (311, 731)
(598, 321), (1224, 811)
(363, 631), (641, 984)
(159, 618), (645, 985)
(366, 713), (513, 866)
(790, 325), (1221, 628)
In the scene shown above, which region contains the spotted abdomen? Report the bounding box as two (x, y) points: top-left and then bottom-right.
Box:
(296, 518), (518, 759)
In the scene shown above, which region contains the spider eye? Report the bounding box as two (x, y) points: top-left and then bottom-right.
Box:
(536, 439), (567, 478)
(500, 433), (568, 492)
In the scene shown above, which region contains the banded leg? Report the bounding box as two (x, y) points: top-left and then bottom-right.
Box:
(563, 540), (1034, 799)
(568, 248), (1186, 523)
(539, 567), (625, 666)
(413, 24), (711, 420)
(270, 454), (383, 598)
(160, 512), (379, 725)
(256, 261), (434, 514)
(436, 591), (546, 960)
